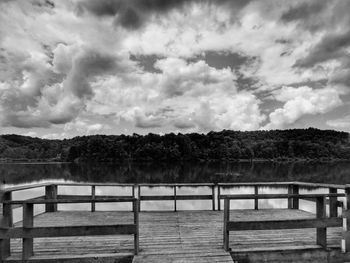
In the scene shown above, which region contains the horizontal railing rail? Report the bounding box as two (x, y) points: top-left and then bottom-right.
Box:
(222, 193), (343, 252)
(137, 183), (216, 211)
(217, 182), (345, 215)
(0, 196), (139, 260)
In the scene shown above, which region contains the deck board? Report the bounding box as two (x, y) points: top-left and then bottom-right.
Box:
(4, 209), (344, 262)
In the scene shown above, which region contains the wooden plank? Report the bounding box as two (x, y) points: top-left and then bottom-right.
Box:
(294, 181), (345, 190)
(5, 252), (134, 262)
(218, 182), (294, 187)
(2, 183), (50, 194)
(221, 193), (344, 200)
(138, 183), (215, 187)
(4, 197), (136, 205)
(0, 224), (137, 239)
(140, 195), (213, 201)
(227, 218), (342, 231)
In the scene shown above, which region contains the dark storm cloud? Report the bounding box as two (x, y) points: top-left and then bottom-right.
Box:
(281, 1), (327, 22)
(77, 0), (252, 30)
(65, 49), (125, 98)
(294, 30), (350, 68)
(130, 54), (163, 73)
(189, 51), (251, 70)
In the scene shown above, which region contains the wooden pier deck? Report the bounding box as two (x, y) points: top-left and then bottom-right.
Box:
(6, 209), (342, 262)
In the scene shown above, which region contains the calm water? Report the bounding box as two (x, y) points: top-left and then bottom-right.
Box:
(1, 161), (350, 185)
(1, 161), (348, 223)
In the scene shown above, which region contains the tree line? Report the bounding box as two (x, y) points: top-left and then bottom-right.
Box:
(0, 128), (349, 162)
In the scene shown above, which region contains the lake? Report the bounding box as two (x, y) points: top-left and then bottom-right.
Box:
(1, 161), (349, 223)
(1, 161), (350, 185)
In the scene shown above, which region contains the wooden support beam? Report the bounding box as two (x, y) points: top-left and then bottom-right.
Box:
(254, 186), (258, 210)
(223, 198), (230, 252)
(212, 185), (215, 211)
(132, 185), (135, 198)
(45, 185), (57, 212)
(91, 185), (95, 212)
(329, 188), (338, 218)
(140, 195), (213, 201)
(217, 185), (221, 211)
(342, 185), (350, 253)
(226, 217), (341, 231)
(0, 191), (12, 260)
(0, 224), (137, 239)
(316, 196), (327, 248)
(133, 200), (139, 255)
(138, 185), (141, 212)
(174, 186), (177, 212)
(22, 203), (34, 260)
(288, 184), (299, 209)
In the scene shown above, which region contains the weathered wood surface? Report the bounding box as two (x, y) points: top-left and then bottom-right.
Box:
(2, 209), (344, 262)
(227, 209), (342, 252)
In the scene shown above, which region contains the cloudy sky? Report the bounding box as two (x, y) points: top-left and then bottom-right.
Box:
(0, 0), (350, 138)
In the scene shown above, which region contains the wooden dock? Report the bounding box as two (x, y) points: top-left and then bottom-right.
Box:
(2, 181), (350, 262)
(5, 209), (342, 262)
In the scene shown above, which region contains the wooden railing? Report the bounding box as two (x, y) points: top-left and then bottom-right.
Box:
(0, 184), (139, 260)
(137, 183), (216, 211)
(222, 193), (345, 252)
(2, 181), (350, 258)
(217, 182), (345, 217)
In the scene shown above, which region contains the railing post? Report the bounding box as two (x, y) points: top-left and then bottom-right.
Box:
(174, 186), (177, 212)
(133, 199), (139, 255)
(22, 203), (34, 260)
(132, 185), (135, 198)
(138, 185), (141, 212)
(45, 185), (57, 212)
(223, 198), (230, 251)
(212, 185), (215, 211)
(0, 191), (12, 260)
(316, 196), (326, 248)
(288, 184), (299, 209)
(254, 186), (258, 210)
(329, 188), (338, 218)
(217, 185), (221, 211)
(342, 185), (350, 253)
(91, 185), (95, 212)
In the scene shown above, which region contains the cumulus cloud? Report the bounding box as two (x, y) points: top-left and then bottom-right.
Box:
(264, 86), (343, 129)
(1, 0), (350, 136)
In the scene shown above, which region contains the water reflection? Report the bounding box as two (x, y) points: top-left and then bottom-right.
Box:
(1, 161), (350, 185)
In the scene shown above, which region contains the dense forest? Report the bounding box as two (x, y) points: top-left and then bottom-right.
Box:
(0, 128), (349, 162)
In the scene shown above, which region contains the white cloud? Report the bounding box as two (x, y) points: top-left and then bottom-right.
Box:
(0, 0), (349, 135)
(264, 86), (343, 129)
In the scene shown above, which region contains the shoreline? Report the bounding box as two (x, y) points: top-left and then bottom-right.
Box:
(0, 158), (349, 164)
